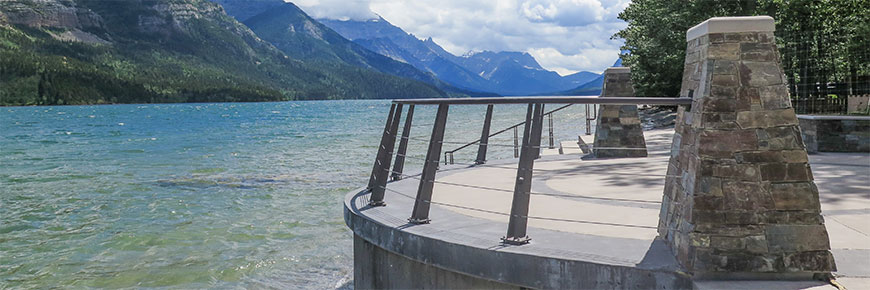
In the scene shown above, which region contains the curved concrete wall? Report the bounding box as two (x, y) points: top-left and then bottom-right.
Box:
(345, 189), (694, 289)
(353, 235), (518, 289)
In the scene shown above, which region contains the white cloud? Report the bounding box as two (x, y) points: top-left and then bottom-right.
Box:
(292, 0), (631, 74)
(291, 0), (376, 21)
(520, 0), (605, 27)
(529, 47), (617, 75)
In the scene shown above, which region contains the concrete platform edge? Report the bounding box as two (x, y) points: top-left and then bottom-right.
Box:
(344, 188), (695, 289)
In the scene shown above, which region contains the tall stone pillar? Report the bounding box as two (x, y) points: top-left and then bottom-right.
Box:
(593, 67), (648, 158)
(658, 16), (835, 276)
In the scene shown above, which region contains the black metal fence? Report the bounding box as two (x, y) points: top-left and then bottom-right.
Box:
(778, 28), (870, 115)
(789, 81), (870, 115)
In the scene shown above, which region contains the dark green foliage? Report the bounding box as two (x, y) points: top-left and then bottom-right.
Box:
(766, 0), (870, 98)
(615, 0), (869, 98)
(615, 0), (754, 97)
(0, 0), (447, 106)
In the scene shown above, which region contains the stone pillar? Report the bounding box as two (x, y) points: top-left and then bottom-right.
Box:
(658, 16), (835, 276)
(593, 67), (648, 158)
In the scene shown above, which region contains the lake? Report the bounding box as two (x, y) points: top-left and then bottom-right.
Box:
(0, 100), (593, 288)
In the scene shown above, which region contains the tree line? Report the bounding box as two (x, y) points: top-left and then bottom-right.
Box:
(615, 0), (869, 101)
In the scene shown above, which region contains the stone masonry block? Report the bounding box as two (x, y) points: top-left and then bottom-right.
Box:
(721, 181), (774, 210)
(712, 60), (738, 75)
(783, 251), (837, 272)
(708, 43), (739, 60)
(765, 225), (831, 253)
(740, 43), (778, 61)
(735, 151), (783, 163)
(739, 62), (784, 87)
(736, 87), (762, 111)
(770, 182), (820, 211)
(736, 109), (798, 129)
(697, 130), (758, 158)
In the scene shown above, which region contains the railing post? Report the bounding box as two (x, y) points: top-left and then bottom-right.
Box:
(534, 104), (545, 159)
(547, 111), (555, 149)
(503, 103), (542, 245)
(391, 105), (414, 181)
(513, 127), (519, 158)
(584, 104), (593, 135)
(475, 104), (495, 165)
(370, 104), (403, 206)
(409, 104), (449, 224)
(368, 104), (396, 192)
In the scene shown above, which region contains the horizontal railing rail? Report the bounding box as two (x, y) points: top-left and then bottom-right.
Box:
(444, 104), (574, 165)
(366, 95), (691, 244)
(393, 96), (693, 105)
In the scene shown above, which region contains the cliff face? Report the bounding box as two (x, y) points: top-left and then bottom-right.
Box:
(131, 1), (224, 34)
(0, 0), (97, 28)
(0, 0), (108, 43)
(0, 0), (262, 46)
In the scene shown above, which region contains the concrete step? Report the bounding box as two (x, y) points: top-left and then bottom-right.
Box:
(560, 140), (585, 155)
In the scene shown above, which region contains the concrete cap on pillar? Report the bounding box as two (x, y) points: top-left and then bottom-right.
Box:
(686, 16), (775, 41)
(603, 67), (630, 74)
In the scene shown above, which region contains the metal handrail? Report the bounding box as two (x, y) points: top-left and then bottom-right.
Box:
(393, 96), (692, 105)
(443, 104), (574, 163)
(585, 104), (598, 135)
(367, 95), (692, 244)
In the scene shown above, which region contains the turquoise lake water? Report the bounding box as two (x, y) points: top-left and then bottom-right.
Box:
(0, 100), (593, 288)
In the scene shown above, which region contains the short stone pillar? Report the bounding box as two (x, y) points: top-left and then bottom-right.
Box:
(593, 67), (648, 158)
(658, 16), (836, 276)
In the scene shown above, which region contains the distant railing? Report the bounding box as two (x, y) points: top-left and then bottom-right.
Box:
(442, 104), (573, 165)
(365, 96), (691, 244)
(791, 94), (849, 115)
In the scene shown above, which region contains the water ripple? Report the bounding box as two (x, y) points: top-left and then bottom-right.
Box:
(0, 100), (594, 288)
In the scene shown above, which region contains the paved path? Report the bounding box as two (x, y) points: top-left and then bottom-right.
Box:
(430, 129), (869, 288)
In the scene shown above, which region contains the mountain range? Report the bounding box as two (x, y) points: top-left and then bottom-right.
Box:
(238, 2), (488, 96)
(215, 0), (606, 96)
(0, 0), (448, 105)
(0, 0), (612, 106)
(322, 17), (601, 96)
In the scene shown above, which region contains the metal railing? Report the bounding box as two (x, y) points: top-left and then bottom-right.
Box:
(443, 104), (573, 165)
(366, 96), (692, 244)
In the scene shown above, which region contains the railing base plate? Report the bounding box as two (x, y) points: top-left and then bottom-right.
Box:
(408, 218), (431, 224)
(368, 201), (386, 207)
(501, 236), (531, 245)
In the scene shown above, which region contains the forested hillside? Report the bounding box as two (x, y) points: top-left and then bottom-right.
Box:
(0, 0), (448, 106)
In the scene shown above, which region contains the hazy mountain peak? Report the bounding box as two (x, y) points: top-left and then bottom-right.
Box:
(318, 15), (606, 95)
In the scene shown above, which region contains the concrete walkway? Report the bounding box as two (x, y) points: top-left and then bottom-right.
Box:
(430, 129), (869, 289)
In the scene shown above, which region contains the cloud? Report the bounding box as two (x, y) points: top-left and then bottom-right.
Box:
(293, 0), (631, 74)
(528, 47), (618, 74)
(291, 0), (376, 21)
(520, 0), (605, 27)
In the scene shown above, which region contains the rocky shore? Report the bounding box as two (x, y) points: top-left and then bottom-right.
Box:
(638, 105), (678, 130)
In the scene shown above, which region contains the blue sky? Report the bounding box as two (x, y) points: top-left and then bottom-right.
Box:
(291, 0), (631, 75)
